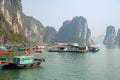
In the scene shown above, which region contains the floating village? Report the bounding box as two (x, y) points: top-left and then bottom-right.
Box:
(0, 42), (99, 70)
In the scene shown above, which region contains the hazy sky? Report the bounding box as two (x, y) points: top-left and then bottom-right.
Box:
(22, 0), (120, 37)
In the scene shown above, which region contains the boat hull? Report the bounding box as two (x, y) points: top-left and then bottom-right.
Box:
(1, 59), (45, 69)
(89, 47), (100, 52)
(0, 66), (5, 69)
(5, 61), (41, 69)
(48, 50), (88, 53)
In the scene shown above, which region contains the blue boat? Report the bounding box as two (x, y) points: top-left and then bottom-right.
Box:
(0, 58), (10, 69)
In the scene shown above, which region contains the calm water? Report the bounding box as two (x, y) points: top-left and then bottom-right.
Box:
(1, 44), (120, 80)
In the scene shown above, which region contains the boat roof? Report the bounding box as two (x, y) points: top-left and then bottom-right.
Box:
(57, 46), (67, 49)
(0, 46), (8, 50)
(13, 56), (33, 59)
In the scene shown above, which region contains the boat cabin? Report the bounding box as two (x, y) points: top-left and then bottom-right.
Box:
(13, 56), (33, 65)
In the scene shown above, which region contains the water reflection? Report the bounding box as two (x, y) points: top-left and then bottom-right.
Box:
(104, 45), (116, 49)
(0, 67), (44, 80)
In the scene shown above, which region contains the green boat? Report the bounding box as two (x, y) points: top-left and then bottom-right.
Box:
(18, 46), (25, 51)
(0, 55), (45, 69)
(89, 47), (100, 52)
(13, 56), (33, 65)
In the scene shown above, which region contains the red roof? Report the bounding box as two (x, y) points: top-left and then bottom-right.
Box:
(0, 49), (11, 55)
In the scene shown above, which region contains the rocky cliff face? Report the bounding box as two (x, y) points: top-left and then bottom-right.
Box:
(0, 0), (23, 34)
(0, 0), (45, 43)
(43, 26), (57, 43)
(23, 15), (45, 42)
(0, 0), (93, 45)
(56, 16), (93, 45)
(103, 26), (116, 45)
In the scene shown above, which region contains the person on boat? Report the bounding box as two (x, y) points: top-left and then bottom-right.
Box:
(24, 48), (29, 55)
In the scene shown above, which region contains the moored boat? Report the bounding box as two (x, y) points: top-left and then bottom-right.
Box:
(18, 46), (29, 51)
(48, 45), (89, 53)
(0, 49), (11, 55)
(0, 46), (12, 55)
(0, 58), (10, 69)
(34, 50), (42, 53)
(0, 55), (45, 69)
(6, 56), (45, 69)
(89, 47), (100, 52)
(48, 45), (100, 53)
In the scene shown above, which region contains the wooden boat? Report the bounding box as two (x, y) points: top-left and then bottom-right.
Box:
(48, 45), (88, 53)
(0, 49), (11, 55)
(0, 55), (45, 69)
(48, 45), (67, 52)
(48, 49), (88, 53)
(0, 45), (12, 55)
(0, 58), (10, 69)
(33, 48), (43, 53)
(48, 45), (100, 53)
(7, 56), (45, 69)
(18, 46), (25, 51)
(34, 50), (42, 53)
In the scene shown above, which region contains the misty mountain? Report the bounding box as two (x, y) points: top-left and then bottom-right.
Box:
(43, 26), (57, 44)
(103, 26), (116, 46)
(55, 16), (93, 45)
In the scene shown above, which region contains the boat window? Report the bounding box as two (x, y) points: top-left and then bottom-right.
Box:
(14, 58), (20, 62)
(22, 58), (24, 61)
(22, 58), (31, 61)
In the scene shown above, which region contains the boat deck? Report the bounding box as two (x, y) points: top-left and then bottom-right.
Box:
(0, 58), (45, 69)
(48, 50), (88, 53)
